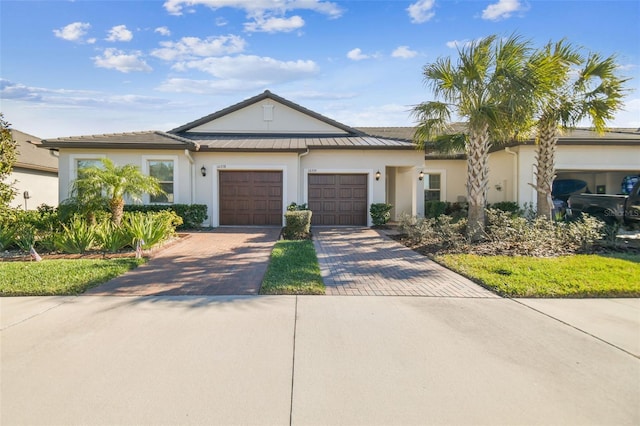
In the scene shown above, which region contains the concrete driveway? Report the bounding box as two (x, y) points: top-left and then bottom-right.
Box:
(2, 295), (639, 425)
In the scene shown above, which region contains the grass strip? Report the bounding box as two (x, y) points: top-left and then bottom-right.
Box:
(0, 258), (146, 296)
(261, 240), (325, 295)
(435, 253), (640, 298)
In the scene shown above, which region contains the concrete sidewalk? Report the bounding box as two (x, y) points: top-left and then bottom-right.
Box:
(2, 296), (638, 425)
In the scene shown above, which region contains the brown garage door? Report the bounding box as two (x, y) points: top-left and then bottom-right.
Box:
(219, 171), (283, 225)
(308, 174), (368, 226)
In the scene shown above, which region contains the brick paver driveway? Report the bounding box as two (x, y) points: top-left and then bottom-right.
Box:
(85, 228), (281, 296)
(313, 227), (498, 297)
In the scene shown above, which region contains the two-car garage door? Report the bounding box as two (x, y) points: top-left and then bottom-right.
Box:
(219, 171), (368, 226)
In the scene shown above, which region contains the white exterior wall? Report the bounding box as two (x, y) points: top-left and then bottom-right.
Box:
(190, 99), (348, 134)
(8, 168), (58, 209)
(58, 149), (192, 204)
(301, 149), (425, 223)
(426, 144), (640, 208)
(194, 152), (299, 227)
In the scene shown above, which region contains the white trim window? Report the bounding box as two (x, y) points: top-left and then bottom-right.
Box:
(147, 159), (175, 203)
(424, 173), (442, 202)
(68, 154), (105, 198)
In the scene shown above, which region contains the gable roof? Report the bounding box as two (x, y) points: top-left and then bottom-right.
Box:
(12, 129), (58, 173)
(169, 90), (366, 136)
(40, 131), (200, 151)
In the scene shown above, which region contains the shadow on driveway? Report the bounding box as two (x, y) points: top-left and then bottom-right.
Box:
(84, 228), (281, 296)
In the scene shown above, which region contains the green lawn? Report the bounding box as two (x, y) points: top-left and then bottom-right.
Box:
(0, 258), (146, 296)
(435, 253), (640, 298)
(260, 240), (325, 295)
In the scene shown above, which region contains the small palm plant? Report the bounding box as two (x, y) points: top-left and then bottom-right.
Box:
(71, 158), (165, 226)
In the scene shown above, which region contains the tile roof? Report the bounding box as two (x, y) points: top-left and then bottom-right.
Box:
(12, 130), (58, 173)
(40, 131), (199, 150)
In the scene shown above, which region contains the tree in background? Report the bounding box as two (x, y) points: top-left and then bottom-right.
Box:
(71, 158), (164, 226)
(530, 47), (628, 218)
(412, 35), (537, 240)
(0, 113), (18, 218)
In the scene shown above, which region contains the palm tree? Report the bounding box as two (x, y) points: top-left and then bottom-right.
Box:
(412, 34), (535, 240)
(530, 49), (628, 218)
(71, 158), (164, 225)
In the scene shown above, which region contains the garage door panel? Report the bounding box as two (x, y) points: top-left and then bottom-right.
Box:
(309, 173), (367, 226)
(219, 171), (283, 226)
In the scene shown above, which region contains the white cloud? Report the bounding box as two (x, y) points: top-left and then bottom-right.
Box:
(154, 26), (172, 36)
(446, 39), (472, 49)
(482, 0), (525, 21)
(392, 46), (418, 59)
(172, 55), (318, 83)
(106, 25), (133, 42)
(163, 0), (343, 18)
(93, 48), (152, 73)
(407, 0), (436, 24)
(244, 15), (304, 33)
(347, 48), (370, 61)
(53, 22), (92, 43)
(157, 78), (265, 93)
(151, 35), (246, 61)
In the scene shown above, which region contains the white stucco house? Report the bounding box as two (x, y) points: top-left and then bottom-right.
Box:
(360, 126), (640, 208)
(8, 129), (58, 210)
(40, 91), (426, 227)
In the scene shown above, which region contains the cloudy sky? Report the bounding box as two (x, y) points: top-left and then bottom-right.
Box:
(1, 0), (639, 138)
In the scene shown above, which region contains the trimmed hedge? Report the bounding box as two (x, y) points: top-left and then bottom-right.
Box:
(123, 204), (207, 230)
(283, 210), (312, 240)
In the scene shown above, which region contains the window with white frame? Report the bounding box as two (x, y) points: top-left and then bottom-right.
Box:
(73, 158), (103, 197)
(148, 160), (174, 203)
(424, 173), (441, 202)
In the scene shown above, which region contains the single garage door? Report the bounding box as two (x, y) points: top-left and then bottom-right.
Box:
(219, 171), (283, 225)
(308, 174), (368, 226)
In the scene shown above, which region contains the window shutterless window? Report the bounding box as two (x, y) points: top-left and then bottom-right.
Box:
(148, 160), (174, 203)
(424, 173), (441, 202)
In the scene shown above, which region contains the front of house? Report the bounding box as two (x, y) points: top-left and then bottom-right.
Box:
(41, 91), (426, 227)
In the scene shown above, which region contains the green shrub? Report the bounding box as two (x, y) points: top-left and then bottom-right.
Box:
(488, 201), (520, 214)
(283, 210), (312, 240)
(0, 224), (16, 250)
(124, 210), (181, 249)
(95, 221), (131, 253)
(54, 216), (96, 254)
(424, 200), (448, 218)
(124, 204), (207, 229)
(370, 203), (393, 226)
(485, 208), (604, 256)
(287, 202), (309, 211)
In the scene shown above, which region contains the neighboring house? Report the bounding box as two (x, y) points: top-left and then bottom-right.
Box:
(362, 127), (640, 208)
(40, 91), (426, 227)
(8, 129), (59, 210)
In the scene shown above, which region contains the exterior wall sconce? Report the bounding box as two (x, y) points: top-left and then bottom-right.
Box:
(375, 170), (381, 181)
(200, 166), (207, 177)
(418, 171), (424, 181)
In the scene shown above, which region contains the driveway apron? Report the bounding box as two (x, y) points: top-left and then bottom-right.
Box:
(313, 227), (498, 297)
(85, 228), (281, 296)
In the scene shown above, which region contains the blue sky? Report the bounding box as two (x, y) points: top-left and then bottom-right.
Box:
(1, 0), (639, 138)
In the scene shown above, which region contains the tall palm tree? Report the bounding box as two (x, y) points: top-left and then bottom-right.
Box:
(531, 50), (628, 218)
(71, 158), (164, 225)
(412, 34), (535, 240)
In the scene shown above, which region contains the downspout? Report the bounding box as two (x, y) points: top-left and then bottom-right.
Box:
(505, 147), (518, 204)
(298, 148), (310, 204)
(184, 149), (195, 204)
